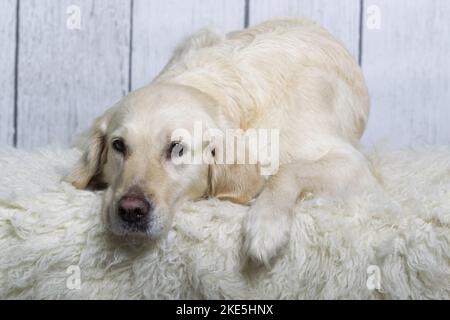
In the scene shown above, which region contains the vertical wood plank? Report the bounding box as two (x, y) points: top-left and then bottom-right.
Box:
(132, 0), (246, 90)
(362, 0), (450, 146)
(0, 0), (17, 146)
(17, 0), (131, 148)
(249, 0), (361, 60)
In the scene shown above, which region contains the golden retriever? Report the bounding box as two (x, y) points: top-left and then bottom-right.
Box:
(66, 18), (378, 266)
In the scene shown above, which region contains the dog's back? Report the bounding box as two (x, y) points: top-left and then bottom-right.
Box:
(157, 18), (370, 150)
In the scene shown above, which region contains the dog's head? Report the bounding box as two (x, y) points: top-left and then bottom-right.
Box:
(66, 84), (264, 239)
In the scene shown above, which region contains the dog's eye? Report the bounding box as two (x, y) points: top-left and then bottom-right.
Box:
(112, 139), (127, 155)
(168, 142), (184, 159)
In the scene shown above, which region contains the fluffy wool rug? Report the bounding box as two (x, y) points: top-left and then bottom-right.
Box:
(0, 146), (449, 300)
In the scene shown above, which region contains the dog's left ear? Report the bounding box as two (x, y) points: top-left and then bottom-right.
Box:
(65, 110), (113, 190)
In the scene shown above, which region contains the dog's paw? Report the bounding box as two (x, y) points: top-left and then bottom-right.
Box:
(241, 205), (291, 267)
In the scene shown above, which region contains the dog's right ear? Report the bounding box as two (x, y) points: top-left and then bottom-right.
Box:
(65, 111), (112, 190)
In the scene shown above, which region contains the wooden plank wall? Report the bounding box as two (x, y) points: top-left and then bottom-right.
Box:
(1, 0), (449, 148)
(361, 0), (450, 146)
(0, 0), (17, 146)
(17, 0), (131, 148)
(132, 0), (246, 90)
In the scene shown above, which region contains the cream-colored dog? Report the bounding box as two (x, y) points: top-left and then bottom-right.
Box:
(66, 18), (378, 266)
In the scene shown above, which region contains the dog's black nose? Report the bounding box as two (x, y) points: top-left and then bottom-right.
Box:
(118, 195), (151, 224)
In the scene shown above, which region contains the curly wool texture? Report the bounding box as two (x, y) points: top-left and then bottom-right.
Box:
(0, 147), (449, 299)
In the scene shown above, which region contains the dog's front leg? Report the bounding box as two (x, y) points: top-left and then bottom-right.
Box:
(242, 145), (379, 266)
(242, 165), (300, 267)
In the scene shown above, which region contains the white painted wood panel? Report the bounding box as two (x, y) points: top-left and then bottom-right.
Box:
(362, 0), (450, 146)
(4, 1), (449, 148)
(17, 0), (131, 148)
(0, 0), (17, 146)
(132, 0), (246, 90)
(249, 0), (361, 60)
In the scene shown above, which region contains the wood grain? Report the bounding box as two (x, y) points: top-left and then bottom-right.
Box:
(0, 0), (17, 146)
(131, 0), (246, 90)
(17, 0), (131, 148)
(2, 1), (449, 148)
(249, 0), (362, 60)
(362, 0), (450, 146)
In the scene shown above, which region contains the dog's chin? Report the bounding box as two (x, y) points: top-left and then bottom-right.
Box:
(107, 223), (166, 241)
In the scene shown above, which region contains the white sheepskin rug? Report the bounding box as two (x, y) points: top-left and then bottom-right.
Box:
(0, 146), (449, 300)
